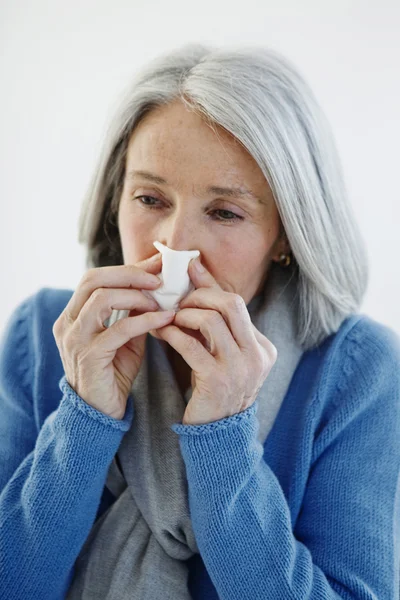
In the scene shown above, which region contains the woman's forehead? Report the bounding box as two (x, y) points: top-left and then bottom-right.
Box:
(125, 102), (269, 195)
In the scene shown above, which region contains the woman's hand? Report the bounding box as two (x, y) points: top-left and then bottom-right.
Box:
(156, 257), (278, 425)
(52, 253), (176, 420)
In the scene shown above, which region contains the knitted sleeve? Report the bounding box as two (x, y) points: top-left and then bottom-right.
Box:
(0, 294), (134, 600)
(171, 316), (400, 599)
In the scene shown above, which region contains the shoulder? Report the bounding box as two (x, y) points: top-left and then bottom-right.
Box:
(321, 313), (400, 399)
(309, 313), (400, 446)
(0, 288), (74, 395)
(339, 312), (400, 355)
(25, 286), (75, 359)
(9, 287), (74, 346)
(2, 287), (73, 346)
(30, 287), (75, 321)
(0, 288), (76, 432)
(24, 286), (74, 327)
(4, 287), (74, 321)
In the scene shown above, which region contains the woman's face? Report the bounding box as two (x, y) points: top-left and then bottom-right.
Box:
(117, 100), (289, 305)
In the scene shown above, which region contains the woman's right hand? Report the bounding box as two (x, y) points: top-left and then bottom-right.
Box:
(52, 253), (175, 420)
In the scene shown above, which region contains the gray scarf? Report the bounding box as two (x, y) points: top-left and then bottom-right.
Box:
(66, 262), (304, 599)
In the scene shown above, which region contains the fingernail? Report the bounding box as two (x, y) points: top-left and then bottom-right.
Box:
(145, 253), (161, 262)
(148, 274), (161, 284)
(160, 310), (175, 318)
(193, 257), (205, 273)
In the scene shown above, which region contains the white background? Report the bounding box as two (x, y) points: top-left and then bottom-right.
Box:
(1, 0), (399, 337)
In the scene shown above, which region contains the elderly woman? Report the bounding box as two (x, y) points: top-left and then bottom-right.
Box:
(0, 44), (399, 600)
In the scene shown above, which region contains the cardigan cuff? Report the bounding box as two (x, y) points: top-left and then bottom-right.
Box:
(58, 374), (134, 432)
(170, 401), (262, 503)
(170, 401), (258, 436)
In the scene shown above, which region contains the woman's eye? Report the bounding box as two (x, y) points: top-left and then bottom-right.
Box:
(134, 195), (243, 223)
(135, 195), (161, 208)
(213, 209), (243, 222)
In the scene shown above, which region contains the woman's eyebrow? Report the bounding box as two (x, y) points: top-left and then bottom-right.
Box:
(126, 169), (266, 204)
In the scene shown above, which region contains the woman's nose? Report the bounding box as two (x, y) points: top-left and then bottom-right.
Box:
(158, 212), (199, 252)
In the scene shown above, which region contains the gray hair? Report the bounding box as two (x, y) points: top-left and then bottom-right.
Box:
(78, 43), (369, 351)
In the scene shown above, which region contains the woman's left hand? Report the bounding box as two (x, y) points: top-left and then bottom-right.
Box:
(156, 257), (278, 425)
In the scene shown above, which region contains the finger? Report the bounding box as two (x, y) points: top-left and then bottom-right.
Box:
(64, 255), (162, 323)
(179, 288), (257, 352)
(251, 323), (278, 359)
(187, 256), (222, 291)
(173, 308), (237, 359)
(137, 252), (162, 276)
(75, 287), (160, 337)
(98, 310), (176, 354)
(156, 323), (215, 372)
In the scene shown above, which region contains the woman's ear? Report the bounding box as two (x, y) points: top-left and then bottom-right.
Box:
(271, 230), (291, 262)
(281, 237), (291, 256)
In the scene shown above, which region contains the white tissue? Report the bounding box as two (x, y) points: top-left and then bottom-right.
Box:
(142, 241), (200, 312)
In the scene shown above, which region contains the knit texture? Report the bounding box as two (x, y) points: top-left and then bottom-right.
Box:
(0, 287), (399, 599)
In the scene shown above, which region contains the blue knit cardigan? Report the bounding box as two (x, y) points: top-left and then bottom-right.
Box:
(0, 287), (399, 599)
